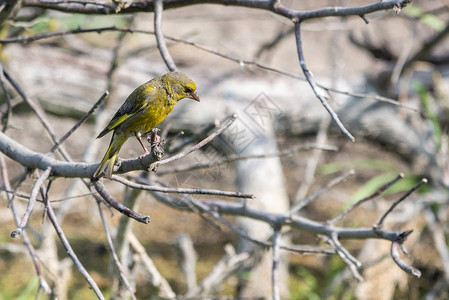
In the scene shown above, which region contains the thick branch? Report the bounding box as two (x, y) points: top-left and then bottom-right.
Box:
(22, 0), (413, 20)
(0, 130), (159, 178)
(151, 192), (408, 242)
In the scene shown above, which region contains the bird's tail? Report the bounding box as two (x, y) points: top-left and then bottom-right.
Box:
(93, 134), (127, 179)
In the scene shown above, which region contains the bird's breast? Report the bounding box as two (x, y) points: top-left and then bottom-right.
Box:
(121, 103), (175, 136)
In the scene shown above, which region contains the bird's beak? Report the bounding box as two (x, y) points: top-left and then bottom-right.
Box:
(188, 91), (200, 102)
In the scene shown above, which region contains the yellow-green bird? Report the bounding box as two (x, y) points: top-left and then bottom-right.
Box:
(93, 71), (199, 179)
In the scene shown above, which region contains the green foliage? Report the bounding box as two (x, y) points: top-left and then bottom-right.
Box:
(351, 172), (428, 201)
(405, 5), (445, 31)
(319, 159), (397, 175)
(416, 83), (442, 149)
(290, 267), (321, 300)
(16, 278), (38, 300)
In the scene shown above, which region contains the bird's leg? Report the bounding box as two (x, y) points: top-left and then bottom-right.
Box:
(136, 132), (150, 159)
(147, 128), (165, 165)
(147, 128), (162, 148)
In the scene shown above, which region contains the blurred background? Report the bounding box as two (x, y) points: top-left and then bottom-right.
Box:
(1, 0), (448, 299)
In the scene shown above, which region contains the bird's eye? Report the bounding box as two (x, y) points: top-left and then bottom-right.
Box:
(185, 87), (193, 93)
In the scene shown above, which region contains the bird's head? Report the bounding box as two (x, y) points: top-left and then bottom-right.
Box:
(164, 71), (200, 102)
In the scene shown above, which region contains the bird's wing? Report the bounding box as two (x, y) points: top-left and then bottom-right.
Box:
(97, 86), (154, 138)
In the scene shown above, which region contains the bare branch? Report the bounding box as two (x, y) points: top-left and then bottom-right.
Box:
(128, 233), (176, 298)
(391, 235), (421, 278)
(0, 129), (162, 177)
(329, 173), (404, 225)
(151, 191), (407, 241)
(271, 228), (281, 300)
(186, 244), (250, 297)
(290, 170), (354, 215)
(404, 19), (449, 71)
(2, 68), (73, 161)
(97, 201), (137, 300)
(112, 175), (255, 198)
(0, 155), (51, 294)
(0, 0), (21, 24)
(92, 179), (151, 224)
(46, 196), (105, 299)
(154, 0), (177, 71)
(22, 0), (414, 21)
(11, 167), (52, 238)
(0, 26), (418, 112)
(158, 142), (338, 175)
(376, 178), (428, 227)
(155, 114), (237, 167)
(176, 234), (197, 294)
(424, 208), (449, 278)
(326, 233), (363, 281)
(295, 22), (354, 141)
(168, 121), (218, 153)
(49, 91), (109, 154)
(0, 64), (12, 132)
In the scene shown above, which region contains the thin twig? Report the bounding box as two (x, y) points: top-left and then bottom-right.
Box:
(404, 19), (449, 71)
(329, 173), (404, 225)
(92, 179), (151, 224)
(128, 233), (176, 298)
(2, 68), (72, 162)
(155, 114), (237, 167)
(154, 0), (177, 71)
(293, 117), (330, 209)
(424, 208), (449, 278)
(0, 65), (12, 132)
(176, 234), (197, 294)
(271, 228), (281, 300)
(97, 201), (137, 300)
(290, 170), (354, 215)
(46, 197), (105, 299)
(327, 234), (363, 281)
(186, 244), (250, 297)
(112, 175), (255, 199)
(169, 121), (218, 153)
(376, 178), (427, 227)
(11, 167), (52, 238)
(0, 26), (418, 112)
(49, 91), (109, 154)
(391, 235), (421, 277)
(295, 22), (354, 141)
(0, 156), (51, 294)
(158, 142), (338, 175)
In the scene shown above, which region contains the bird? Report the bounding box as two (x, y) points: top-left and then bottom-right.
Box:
(93, 71), (199, 179)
